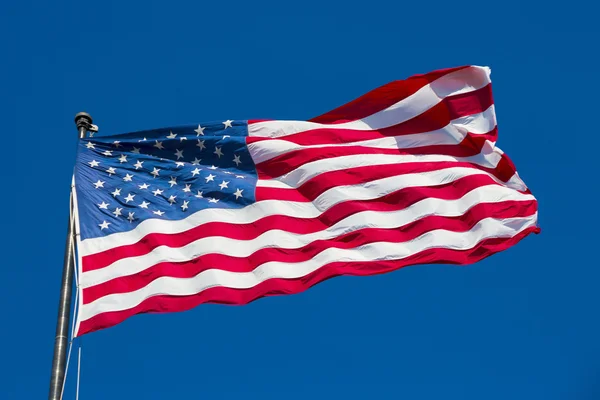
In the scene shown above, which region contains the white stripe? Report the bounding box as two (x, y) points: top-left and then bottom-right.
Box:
(80, 185), (535, 288)
(249, 106), (495, 164)
(507, 171), (528, 191)
(453, 105), (496, 135)
(257, 141), (503, 189)
(79, 166), (521, 256)
(249, 125), (457, 164)
(78, 213), (537, 321)
(248, 66), (491, 138)
(310, 165), (523, 212)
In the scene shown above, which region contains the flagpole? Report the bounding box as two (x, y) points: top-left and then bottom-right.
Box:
(48, 112), (93, 400)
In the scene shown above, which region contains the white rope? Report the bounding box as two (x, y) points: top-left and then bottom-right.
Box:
(58, 186), (82, 400)
(70, 182), (80, 289)
(59, 341), (73, 400)
(58, 255), (79, 400)
(70, 284), (79, 341)
(70, 226), (79, 317)
(71, 241), (79, 288)
(69, 181), (81, 338)
(76, 345), (82, 400)
(69, 184), (80, 341)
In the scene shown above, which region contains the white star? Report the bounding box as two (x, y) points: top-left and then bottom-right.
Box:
(232, 155), (242, 166)
(168, 176), (177, 187)
(214, 147), (223, 158)
(98, 201), (109, 210)
(138, 183), (150, 190)
(168, 195), (177, 205)
(181, 200), (189, 211)
(118, 154), (128, 163)
(205, 174), (215, 182)
(192, 157), (201, 165)
(113, 141), (121, 148)
(124, 193), (135, 203)
(180, 136), (187, 142)
(93, 180), (105, 189)
(88, 160), (100, 168)
(153, 210), (165, 216)
(152, 188), (164, 196)
(123, 174), (133, 182)
(99, 221), (110, 230)
(111, 188), (121, 197)
(138, 137), (147, 142)
(127, 212), (135, 222)
(223, 120), (233, 129)
(139, 201), (150, 209)
(132, 147), (141, 154)
(208, 165), (218, 170)
(85, 142), (95, 149)
(167, 131), (177, 139)
(194, 125), (205, 136)
(106, 167), (116, 176)
(233, 188), (244, 199)
(223, 171), (234, 175)
(175, 161), (185, 168)
(113, 207), (123, 217)
(154, 140), (164, 150)
(208, 198), (219, 203)
(191, 168), (201, 177)
(151, 167), (160, 178)
(222, 135), (230, 140)
(183, 184), (192, 193)
(235, 175), (245, 179)
(195, 190), (203, 198)
(103, 150), (113, 156)
(196, 140), (206, 151)
(134, 160), (144, 170)
(219, 180), (229, 190)
(174, 149), (184, 160)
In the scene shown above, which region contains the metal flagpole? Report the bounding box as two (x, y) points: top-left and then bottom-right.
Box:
(48, 112), (94, 400)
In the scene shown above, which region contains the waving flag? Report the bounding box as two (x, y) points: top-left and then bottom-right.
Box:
(72, 65), (539, 336)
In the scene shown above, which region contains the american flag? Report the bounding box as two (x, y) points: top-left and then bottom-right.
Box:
(72, 65), (539, 336)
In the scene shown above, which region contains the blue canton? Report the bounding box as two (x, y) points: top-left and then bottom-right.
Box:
(74, 120), (257, 240)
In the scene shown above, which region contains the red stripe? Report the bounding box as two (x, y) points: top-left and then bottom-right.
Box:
(254, 139), (505, 182)
(76, 226), (540, 337)
(447, 83), (494, 122)
(83, 173), (505, 272)
(82, 201), (538, 304)
(460, 127), (498, 151)
(257, 160), (518, 202)
(248, 83), (494, 146)
(308, 66), (470, 124)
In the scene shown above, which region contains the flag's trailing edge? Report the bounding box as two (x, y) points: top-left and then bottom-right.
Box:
(72, 65), (539, 337)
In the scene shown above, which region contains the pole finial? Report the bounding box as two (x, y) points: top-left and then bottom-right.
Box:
(74, 112), (98, 137)
(74, 112), (93, 130)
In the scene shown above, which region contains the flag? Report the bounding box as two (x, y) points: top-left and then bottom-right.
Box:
(72, 65), (539, 337)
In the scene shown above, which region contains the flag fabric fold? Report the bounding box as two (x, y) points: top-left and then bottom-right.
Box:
(72, 65), (539, 337)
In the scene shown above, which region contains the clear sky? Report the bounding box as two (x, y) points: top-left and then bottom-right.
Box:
(2, 1), (599, 399)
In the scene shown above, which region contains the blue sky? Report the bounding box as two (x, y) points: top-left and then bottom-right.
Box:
(2, 1), (599, 399)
